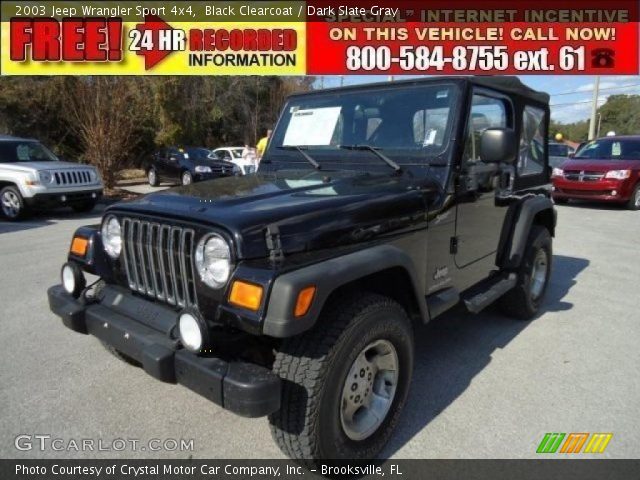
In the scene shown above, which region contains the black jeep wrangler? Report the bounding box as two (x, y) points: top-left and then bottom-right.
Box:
(48, 77), (556, 462)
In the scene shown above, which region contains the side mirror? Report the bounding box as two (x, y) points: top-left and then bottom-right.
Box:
(568, 152), (575, 158)
(480, 128), (517, 164)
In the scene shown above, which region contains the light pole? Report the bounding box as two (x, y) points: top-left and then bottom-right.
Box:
(588, 76), (600, 140)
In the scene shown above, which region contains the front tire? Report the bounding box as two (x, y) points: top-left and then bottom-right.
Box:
(100, 341), (141, 367)
(1, 186), (26, 221)
(627, 185), (640, 210)
(498, 225), (552, 320)
(269, 293), (414, 463)
(181, 171), (193, 186)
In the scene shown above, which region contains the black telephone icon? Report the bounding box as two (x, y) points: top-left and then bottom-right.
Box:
(591, 48), (615, 68)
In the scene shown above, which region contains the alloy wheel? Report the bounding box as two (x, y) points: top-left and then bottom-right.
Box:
(1, 191), (21, 218)
(530, 248), (549, 300)
(340, 339), (399, 441)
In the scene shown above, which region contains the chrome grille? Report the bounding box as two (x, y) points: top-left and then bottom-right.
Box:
(54, 169), (93, 185)
(211, 164), (233, 175)
(564, 171), (604, 182)
(121, 218), (197, 308)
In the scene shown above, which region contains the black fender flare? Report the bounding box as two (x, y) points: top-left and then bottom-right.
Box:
(67, 225), (114, 280)
(262, 244), (428, 337)
(498, 195), (556, 269)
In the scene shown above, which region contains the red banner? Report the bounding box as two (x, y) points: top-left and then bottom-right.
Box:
(306, 0), (640, 75)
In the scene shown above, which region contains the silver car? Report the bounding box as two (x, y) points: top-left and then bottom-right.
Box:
(0, 135), (103, 220)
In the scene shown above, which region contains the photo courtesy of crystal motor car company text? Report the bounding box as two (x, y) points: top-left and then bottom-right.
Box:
(1, 1), (640, 479)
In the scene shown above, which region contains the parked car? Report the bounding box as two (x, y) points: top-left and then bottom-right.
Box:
(146, 146), (239, 186)
(552, 135), (640, 209)
(210, 147), (257, 175)
(0, 135), (102, 220)
(49, 77), (556, 462)
(548, 141), (570, 168)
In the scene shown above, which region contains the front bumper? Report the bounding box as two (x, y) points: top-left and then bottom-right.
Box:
(552, 178), (631, 202)
(25, 189), (103, 208)
(47, 284), (281, 418)
(193, 172), (237, 182)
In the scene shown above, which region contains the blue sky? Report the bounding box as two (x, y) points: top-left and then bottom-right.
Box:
(313, 75), (640, 124)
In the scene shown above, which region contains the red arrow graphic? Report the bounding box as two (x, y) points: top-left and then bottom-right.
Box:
(133, 15), (175, 70)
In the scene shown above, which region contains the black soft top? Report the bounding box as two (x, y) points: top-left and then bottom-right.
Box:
(470, 76), (550, 105)
(290, 76), (550, 106)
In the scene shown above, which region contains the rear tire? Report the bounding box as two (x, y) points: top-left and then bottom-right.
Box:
(498, 225), (552, 320)
(0, 186), (27, 221)
(554, 197), (569, 205)
(627, 185), (640, 210)
(269, 292), (414, 463)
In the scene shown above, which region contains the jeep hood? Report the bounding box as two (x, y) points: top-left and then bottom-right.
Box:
(111, 170), (432, 259)
(0, 161), (94, 173)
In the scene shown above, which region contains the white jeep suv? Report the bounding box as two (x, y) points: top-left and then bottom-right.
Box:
(0, 135), (103, 220)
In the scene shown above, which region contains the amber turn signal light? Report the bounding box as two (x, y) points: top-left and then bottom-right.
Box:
(294, 286), (316, 318)
(70, 237), (88, 257)
(229, 280), (263, 311)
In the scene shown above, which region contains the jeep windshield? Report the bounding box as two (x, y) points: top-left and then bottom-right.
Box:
(0, 140), (59, 163)
(265, 83), (458, 171)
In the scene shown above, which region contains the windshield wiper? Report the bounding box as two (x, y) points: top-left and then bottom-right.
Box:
(339, 144), (402, 173)
(276, 145), (321, 170)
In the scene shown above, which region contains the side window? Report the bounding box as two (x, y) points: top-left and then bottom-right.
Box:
(519, 106), (546, 176)
(168, 149), (182, 161)
(463, 94), (507, 167)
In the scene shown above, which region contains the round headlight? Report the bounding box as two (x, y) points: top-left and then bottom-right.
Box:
(61, 262), (85, 298)
(101, 216), (122, 259)
(178, 313), (203, 352)
(195, 234), (232, 289)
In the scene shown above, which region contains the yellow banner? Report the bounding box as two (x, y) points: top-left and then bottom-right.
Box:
(0, 2), (306, 75)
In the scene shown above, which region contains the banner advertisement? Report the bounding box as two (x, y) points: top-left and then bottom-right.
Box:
(0, 1), (638, 75)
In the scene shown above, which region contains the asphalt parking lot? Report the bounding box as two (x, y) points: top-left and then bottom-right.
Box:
(0, 199), (638, 459)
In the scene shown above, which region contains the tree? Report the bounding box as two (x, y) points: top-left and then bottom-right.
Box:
(550, 119), (589, 143)
(598, 94), (640, 136)
(63, 77), (145, 188)
(0, 77), (80, 159)
(0, 75), (314, 181)
(551, 94), (640, 142)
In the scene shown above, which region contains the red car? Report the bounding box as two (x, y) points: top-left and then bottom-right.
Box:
(552, 136), (640, 210)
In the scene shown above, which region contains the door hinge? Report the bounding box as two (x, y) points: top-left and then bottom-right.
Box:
(265, 225), (284, 263)
(450, 236), (459, 255)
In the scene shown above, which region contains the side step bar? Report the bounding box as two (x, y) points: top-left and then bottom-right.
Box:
(463, 273), (517, 314)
